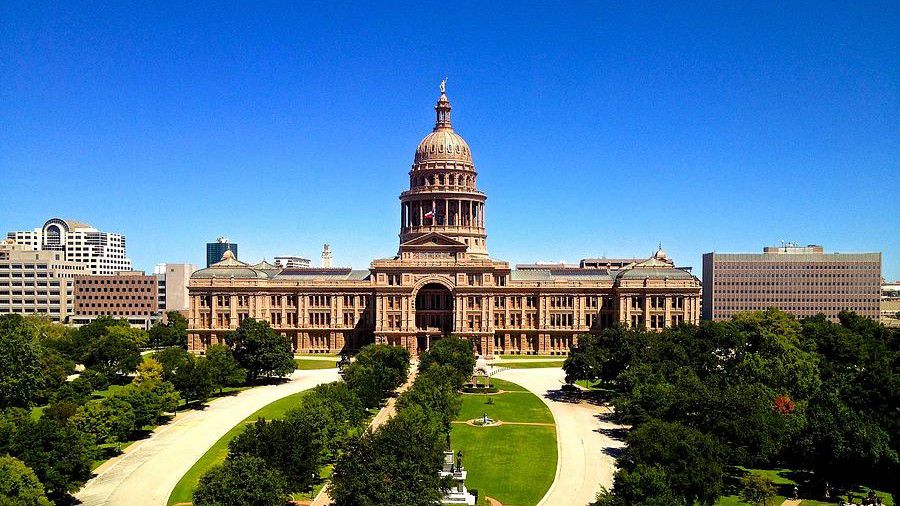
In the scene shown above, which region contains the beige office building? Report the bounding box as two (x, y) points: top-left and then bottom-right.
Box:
(702, 245), (882, 321)
(0, 240), (88, 322)
(7, 218), (131, 275)
(188, 87), (701, 356)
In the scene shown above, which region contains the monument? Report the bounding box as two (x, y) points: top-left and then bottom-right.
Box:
(439, 446), (476, 505)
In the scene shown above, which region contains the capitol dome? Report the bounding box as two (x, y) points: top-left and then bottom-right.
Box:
(413, 90), (473, 164)
(414, 128), (472, 163)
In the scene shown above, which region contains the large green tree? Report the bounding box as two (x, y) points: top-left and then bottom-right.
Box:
(83, 326), (143, 381)
(205, 344), (247, 392)
(288, 382), (366, 459)
(330, 405), (447, 506)
(224, 318), (294, 382)
(396, 363), (461, 434)
(0, 455), (52, 506)
(1, 414), (95, 498)
(193, 455), (289, 506)
(0, 314), (43, 407)
(418, 337), (475, 388)
(343, 344), (410, 408)
(148, 311), (189, 348)
(228, 415), (323, 493)
(614, 419), (724, 506)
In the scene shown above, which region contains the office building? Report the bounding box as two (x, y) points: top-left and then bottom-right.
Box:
(7, 218), (132, 275)
(154, 263), (196, 312)
(206, 237), (237, 267)
(0, 239), (88, 322)
(702, 244), (881, 321)
(73, 270), (159, 328)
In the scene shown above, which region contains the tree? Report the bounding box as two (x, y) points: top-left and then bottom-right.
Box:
(71, 396), (136, 445)
(171, 355), (215, 405)
(0, 455), (52, 506)
(228, 415), (323, 492)
(154, 346), (192, 382)
(68, 316), (130, 362)
(330, 405), (447, 506)
(593, 465), (678, 506)
(113, 359), (180, 427)
(0, 314), (43, 407)
(2, 416), (95, 498)
(740, 473), (776, 506)
(287, 382), (365, 459)
(147, 311), (189, 349)
(193, 455), (289, 506)
(206, 344), (247, 392)
(224, 318), (294, 382)
(397, 364), (462, 434)
(83, 326), (142, 381)
(615, 420), (724, 506)
(418, 337), (475, 388)
(344, 344), (410, 408)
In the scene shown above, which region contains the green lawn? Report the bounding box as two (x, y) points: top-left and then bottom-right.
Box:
(458, 390), (554, 424)
(453, 377), (557, 506)
(294, 358), (339, 370)
(167, 390), (311, 505)
(497, 360), (565, 369)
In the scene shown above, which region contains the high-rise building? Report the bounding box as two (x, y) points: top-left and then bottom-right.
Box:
(187, 85), (701, 356)
(206, 237), (237, 267)
(7, 218), (132, 275)
(702, 244), (881, 321)
(0, 239), (88, 322)
(73, 270), (159, 328)
(154, 263), (196, 312)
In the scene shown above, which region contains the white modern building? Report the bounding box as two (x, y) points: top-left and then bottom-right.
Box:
(7, 218), (132, 276)
(0, 240), (88, 322)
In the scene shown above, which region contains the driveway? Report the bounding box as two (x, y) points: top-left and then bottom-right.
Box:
(494, 367), (625, 506)
(75, 368), (339, 506)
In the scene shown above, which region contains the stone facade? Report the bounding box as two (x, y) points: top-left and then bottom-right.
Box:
(187, 87), (701, 356)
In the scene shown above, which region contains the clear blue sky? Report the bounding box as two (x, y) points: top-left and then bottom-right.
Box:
(1, 2), (897, 278)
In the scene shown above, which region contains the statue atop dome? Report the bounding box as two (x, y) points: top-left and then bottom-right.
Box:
(440, 77), (447, 94)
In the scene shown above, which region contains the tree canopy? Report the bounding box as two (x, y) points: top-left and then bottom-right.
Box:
(224, 318), (294, 382)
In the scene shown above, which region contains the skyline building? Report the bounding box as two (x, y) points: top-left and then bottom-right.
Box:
(154, 263), (197, 313)
(206, 237), (238, 268)
(0, 239), (88, 322)
(186, 86), (702, 356)
(6, 217), (132, 276)
(72, 270), (159, 328)
(702, 244), (881, 322)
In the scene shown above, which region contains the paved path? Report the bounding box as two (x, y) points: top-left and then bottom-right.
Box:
(495, 367), (625, 506)
(75, 368), (339, 506)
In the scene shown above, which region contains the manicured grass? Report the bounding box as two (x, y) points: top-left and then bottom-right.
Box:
(497, 360), (565, 369)
(167, 390), (311, 505)
(294, 358), (339, 370)
(295, 352), (340, 358)
(458, 390), (554, 424)
(453, 377), (556, 506)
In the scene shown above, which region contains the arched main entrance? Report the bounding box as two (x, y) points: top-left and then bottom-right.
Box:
(413, 282), (454, 352)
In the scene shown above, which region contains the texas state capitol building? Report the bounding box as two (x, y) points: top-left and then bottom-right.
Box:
(187, 86), (701, 356)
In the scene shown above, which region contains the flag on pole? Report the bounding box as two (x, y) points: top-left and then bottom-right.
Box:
(424, 210), (435, 220)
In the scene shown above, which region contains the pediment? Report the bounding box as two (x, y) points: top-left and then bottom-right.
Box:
(399, 232), (468, 251)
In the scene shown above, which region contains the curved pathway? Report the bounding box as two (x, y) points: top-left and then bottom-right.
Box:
(494, 367), (625, 506)
(76, 368), (339, 506)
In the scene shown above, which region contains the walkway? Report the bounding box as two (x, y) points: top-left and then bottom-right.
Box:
(494, 367), (625, 506)
(75, 368), (339, 506)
